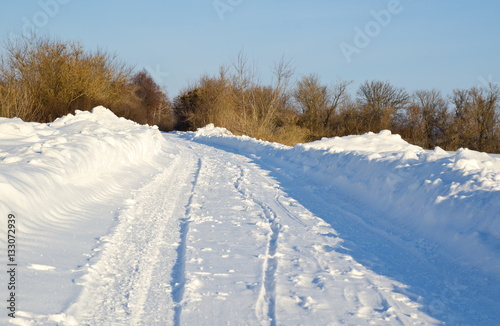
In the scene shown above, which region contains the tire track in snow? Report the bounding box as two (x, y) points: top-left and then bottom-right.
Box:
(256, 158), (444, 324)
(127, 155), (200, 325)
(257, 203), (280, 326)
(222, 149), (436, 325)
(235, 166), (280, 326)
(65, 150), (198, 325)
(274, 193), (307, 228)
(171, 157), (202, 326)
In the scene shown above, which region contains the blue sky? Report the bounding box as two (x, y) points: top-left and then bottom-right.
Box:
(1, 0), (499, 98)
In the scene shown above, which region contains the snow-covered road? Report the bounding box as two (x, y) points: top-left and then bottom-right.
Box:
(1, 108), (499, 325)
(64, 135), (437, 325)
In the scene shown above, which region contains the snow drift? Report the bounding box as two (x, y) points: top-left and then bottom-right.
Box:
(0, 106), (165, 220)
(186, 125), (500, 277)
(0, 107), (167, 320)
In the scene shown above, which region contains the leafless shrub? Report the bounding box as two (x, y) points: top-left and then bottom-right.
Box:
(395, 90), (450, 149)
(293, 74), (351, 139)
(128, 70), (174, 130)
(0, 34), (131, 122)
(357, 80), (410, 132)
(172, 55), (308, 144)
(450, 84), (500, 152)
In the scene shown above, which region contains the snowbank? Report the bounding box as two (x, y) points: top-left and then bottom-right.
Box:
(186, 126), (500, 277)
(0, 107), (167, 319)
(192, 123), (233, 137)
(0, 106), (165, 219)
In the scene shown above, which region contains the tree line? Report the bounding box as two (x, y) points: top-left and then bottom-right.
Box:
(173, 53), (500, 152)
(1, 36), (499, 153)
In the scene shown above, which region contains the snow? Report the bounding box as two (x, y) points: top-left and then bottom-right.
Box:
(302, 129), (424, 157)
(189, 126), (500, 278)
(0, 106), (167, 322)
(1, 108), (499, 325)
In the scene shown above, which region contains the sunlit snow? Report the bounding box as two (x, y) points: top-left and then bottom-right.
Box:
(1, 108), (499, 325)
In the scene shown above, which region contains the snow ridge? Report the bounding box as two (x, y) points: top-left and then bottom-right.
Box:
(171, 157), (202, 326)
(235, 167), (280, 325)
(185, 126), (500, 278)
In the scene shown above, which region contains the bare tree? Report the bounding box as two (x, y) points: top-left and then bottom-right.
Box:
(293, 73), (329, 132)
(357, 80), (410, 132)
(130, 70), (174, 130)
(251, 56), (295, 139)
(413, 89), (449, 148)
(335, 94), (364, 136)
(293, 74), (351, 137)
(230, 51), (259, 135)
(324, 79), (352, 134)
(451, 83), (499, 151)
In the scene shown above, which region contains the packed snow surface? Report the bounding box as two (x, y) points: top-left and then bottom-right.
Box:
(1, 111), (499, 325)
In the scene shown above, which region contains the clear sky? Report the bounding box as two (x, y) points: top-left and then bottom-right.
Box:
(1, 0), (499, 98)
